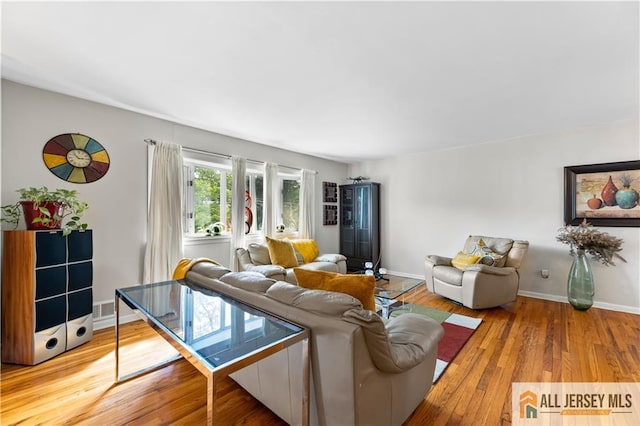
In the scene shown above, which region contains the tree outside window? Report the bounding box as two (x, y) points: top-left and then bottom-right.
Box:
(183, 157), (299, 237)
(282, 178), (300, 231)
(185, 163), (232, 235)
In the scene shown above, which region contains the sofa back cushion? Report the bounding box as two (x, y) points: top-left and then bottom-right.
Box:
(187, 261), (232, 279)
(265, 237), (299, 268)
(505, 240), (529, 268)
(266, 281), (362, 316)
(248, 243), (272, 265)
(173, 258), (225, 279)
(220, 271), (276, 293)
(463, 236), (513, 267)
(293, 268), (376, 311)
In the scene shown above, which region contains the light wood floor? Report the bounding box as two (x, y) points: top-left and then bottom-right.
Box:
(2, 287), (639, 425)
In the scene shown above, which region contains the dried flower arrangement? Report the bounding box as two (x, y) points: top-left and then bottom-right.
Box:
(556, 219), (626, 266)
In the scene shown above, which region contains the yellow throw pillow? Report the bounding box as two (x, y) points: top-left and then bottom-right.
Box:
(293, 268), (376, 311)
(451, 252), (480, 270)
(265, 237), (299, 268)
(293, 268), (338, 287)
(290, 239), (320, 264)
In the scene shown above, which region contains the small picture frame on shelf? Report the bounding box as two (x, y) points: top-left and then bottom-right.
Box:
(323, 181), (337, 203)
(323, 205), (338, 225)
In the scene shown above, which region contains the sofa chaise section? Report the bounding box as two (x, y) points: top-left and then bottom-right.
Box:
(185, 262), (443, 426)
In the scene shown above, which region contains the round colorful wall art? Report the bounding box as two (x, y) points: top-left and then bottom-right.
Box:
(42, 133), (110, 183)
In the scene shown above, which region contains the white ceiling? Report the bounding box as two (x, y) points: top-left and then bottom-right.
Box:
(2, 1), (638, 163)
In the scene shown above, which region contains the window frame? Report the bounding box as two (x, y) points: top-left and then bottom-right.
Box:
(182, 155), (232, 239)
(277, 171), (302, 234)
(182, 153), (267, 241)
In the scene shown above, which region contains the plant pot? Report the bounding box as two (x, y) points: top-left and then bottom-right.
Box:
(20, 201), (65, 230)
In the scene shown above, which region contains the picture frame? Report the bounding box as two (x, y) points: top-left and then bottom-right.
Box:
(564, 160), (640, 227)
(323, 181), (337, 203)
(323, 205), (338, 225)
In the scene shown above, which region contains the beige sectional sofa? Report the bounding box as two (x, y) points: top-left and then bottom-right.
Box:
(236, 242), (347, 284)
(185, 262), (444, 426)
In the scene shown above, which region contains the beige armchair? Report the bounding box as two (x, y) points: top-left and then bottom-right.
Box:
(424, 235), (529, 309)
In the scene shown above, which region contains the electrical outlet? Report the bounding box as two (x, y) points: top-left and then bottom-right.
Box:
(541, 269), (550, 279)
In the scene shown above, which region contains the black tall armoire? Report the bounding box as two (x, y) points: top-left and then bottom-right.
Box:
(339, 182), (380, 271)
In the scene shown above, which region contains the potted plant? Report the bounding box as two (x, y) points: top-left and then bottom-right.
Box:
(556, 219), (626, 310)
(1, 187), (89, 236)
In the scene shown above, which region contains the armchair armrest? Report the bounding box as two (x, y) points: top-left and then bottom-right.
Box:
(425, 255), (453, 267)
(464, 264), (515, 276)
(315, 253), (347, 263)
(342, 309), (443, 374)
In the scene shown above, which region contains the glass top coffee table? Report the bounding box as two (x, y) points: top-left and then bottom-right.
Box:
(374, 275), (424, 318)
(115, 280), (309, 425)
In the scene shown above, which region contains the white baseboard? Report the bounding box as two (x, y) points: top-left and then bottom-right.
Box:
(386, 272), (639, 315)
(94, 313), (139, 330)
(518, 290), (640, 315)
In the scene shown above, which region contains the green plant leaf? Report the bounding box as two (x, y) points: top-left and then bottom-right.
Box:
(38, 207), (52, 217)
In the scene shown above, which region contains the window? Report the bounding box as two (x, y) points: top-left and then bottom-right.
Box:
(183, 160), (232, 236)
(246, 173), (263, 233)
(280, 175), (300, 231)
(183, 155), (266, 237)
(182, 151), (300, 237)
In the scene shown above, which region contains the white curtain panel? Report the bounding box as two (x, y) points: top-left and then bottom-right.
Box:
(299, 169), (316, 239)
(262, 162), (279, 238)
(230, 156), (247, 270)
(143, 141), (184, 284)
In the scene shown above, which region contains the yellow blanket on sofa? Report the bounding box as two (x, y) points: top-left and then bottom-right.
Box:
(172, 257), (221, 280)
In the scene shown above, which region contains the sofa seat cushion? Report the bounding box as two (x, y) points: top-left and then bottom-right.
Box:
(220, 271), (276, 293)
(451, 252), (480, 270)
(266, 281), (362, 316)
(284, 261), (342, 283)
(295, 261), (341, 273)
(293, 268), (376, 311)
(315, 253), (347, 263)
(265, 237), (299, 268)
(432, 265), (464, 286)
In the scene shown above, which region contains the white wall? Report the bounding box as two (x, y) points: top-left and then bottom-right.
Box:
(2, 80), (638, 314)
(349, 120), (640, 313)
(1, 80), (347, 305)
